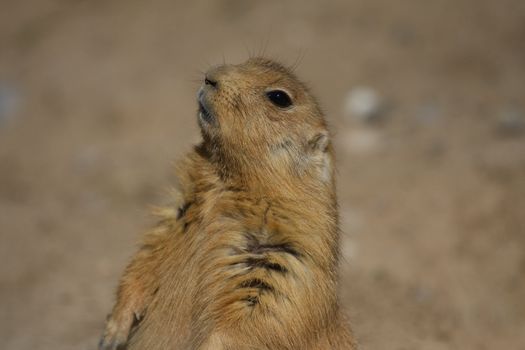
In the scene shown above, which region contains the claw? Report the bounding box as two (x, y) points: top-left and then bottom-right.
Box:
(99, 314), (133, 350)
(99, 334), (127, 350)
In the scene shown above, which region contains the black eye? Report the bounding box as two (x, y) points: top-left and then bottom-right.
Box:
(266, 90), (292, 108)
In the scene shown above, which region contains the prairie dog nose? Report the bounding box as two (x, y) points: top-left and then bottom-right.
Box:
(204, 76), (217, 87)
(203, 64), (235, 88)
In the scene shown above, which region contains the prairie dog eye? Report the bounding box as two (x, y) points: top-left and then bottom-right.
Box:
(266, 90), (292, 108)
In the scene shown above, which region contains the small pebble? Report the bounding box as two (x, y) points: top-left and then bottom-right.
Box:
(416, 103), (441, 125)
(411, 285), (433, 303)
(74, 146), (102, 173)
(0, 82), (20, 126)
(496, 106), (525, 137)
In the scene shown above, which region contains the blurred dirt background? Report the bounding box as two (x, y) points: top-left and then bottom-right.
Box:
(1, 0), (525, 349)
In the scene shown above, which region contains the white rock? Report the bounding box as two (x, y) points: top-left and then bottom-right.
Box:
(343, 86), (382, 122)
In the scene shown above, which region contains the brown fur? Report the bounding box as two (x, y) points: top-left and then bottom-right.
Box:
(99, 58), (356, 350)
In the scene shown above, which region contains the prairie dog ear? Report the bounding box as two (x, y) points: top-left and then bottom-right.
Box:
(308, 131), (330, 153)
(307, 131), (333, 183)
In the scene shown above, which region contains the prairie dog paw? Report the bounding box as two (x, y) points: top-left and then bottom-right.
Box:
(99, 313), (136, 350)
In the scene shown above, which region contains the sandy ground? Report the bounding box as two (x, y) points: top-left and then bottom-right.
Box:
(1, 0), (525, 349)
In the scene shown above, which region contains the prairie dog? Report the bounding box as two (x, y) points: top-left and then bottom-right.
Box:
(100, 58), (356, 350)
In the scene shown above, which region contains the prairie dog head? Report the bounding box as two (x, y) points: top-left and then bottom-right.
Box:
(197, 58), (333, 187)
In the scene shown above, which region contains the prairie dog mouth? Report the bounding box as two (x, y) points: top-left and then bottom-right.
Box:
(198, 91), (215, 124)
(198, 101), (214, 123)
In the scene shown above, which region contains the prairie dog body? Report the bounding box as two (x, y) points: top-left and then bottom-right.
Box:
(100, 58), (356, 350)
